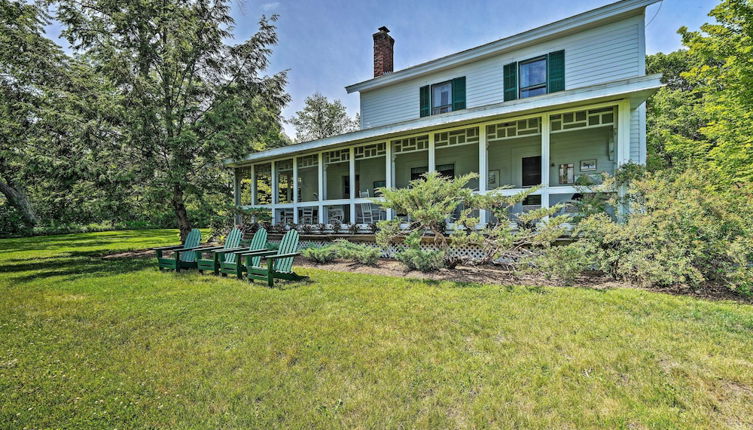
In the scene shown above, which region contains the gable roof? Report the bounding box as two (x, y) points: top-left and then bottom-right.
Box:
(345, 0), (660, 94)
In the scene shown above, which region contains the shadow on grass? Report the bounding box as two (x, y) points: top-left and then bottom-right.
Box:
(4, 254), (153, 284)
(0, 230), (180, 254)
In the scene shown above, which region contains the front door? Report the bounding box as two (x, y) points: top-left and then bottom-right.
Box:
(521, 156), (542, 186)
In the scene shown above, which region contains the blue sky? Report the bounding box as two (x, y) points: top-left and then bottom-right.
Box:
(46, 0), (719, 136)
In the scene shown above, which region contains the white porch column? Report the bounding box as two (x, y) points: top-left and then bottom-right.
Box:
(349, 147), (356, 224)
(233, 168), (241, 207)
(292, 157), (299, 224)
(250, 164), (256, 206)
(477, 126), (488, 227)
(540, 113), (551, 209)
(385, 140), (394, 221)
(317, 152), (325, 224)
(617, 99), (631, 166)
(617, 99), (632, 218)
(270, 161), (278, 224)
(428, 132), (436, 172)
(233, 168), (241, 224)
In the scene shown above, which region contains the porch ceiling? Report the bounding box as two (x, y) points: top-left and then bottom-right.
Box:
(225, 74), (663, 167)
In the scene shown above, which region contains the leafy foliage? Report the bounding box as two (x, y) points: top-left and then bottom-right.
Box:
(288, 93), (359, 142)
(52, 0), (289, 239)
(302, 245), (338, 264)
(394, 231), (446, 272)
(332, 240), (380, 265)
(573, 169), (753, 292)
(302, 240), (380, 265)
(376, 172), (569, 270)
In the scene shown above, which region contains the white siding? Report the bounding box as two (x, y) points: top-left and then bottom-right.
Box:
(360, 15), (645, 129)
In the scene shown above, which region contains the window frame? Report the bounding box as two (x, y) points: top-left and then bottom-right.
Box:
(430, 80), (453, 115)
(518, 55), (548, 99)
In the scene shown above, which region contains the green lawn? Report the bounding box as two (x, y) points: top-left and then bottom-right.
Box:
(1, 230), (753, 428)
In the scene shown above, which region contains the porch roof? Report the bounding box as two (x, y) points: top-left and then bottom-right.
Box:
(225, 74), (663, 167)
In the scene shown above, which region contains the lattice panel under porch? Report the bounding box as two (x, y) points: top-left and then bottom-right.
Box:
(324, 148), (350, 165)
(354, 142), (386, 160)
(255, 164), (271, 175)
(297, 154), (318, 168)
(283, 240), (488, 260)
(486, 117), (541, 141)
(551, 107), (615, 132)
(434, 127), (480, 148)
(392, 135), (429, 154)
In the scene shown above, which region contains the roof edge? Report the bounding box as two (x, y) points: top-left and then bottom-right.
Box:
(345, 0), (659, 94)
(227, 74), (663, 167)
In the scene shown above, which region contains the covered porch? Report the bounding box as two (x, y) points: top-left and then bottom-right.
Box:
(232, 98), (639, 229)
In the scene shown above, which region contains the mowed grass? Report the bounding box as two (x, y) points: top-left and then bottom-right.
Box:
(1, 231), (753, 428)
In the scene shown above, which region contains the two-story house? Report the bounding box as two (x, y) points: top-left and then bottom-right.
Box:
(226, 0), (663, 227)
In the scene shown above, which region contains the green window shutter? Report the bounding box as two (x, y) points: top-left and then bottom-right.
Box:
(547, 50), (565, 93)
(451, 76), (466, 111)
(503, 62), (517, 101)
(419, 85), (430, 117)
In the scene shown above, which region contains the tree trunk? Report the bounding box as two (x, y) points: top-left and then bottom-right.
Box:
(171, 184), (192, 241)
(0, 176), (39, 227)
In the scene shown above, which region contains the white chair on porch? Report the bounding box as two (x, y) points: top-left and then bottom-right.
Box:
(300, 207), (315, 224)
(357, 190), (381, 224)
(328, 207), (345, 223)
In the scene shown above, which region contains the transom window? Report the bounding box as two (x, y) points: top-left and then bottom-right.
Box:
(431, 81), (452, 114)
(519, 56), (547, 98)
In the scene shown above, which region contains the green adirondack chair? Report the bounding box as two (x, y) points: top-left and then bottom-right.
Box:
(153, 229), (202, 272)
(195, 227), (243, 274)
(219, 228), (268, 278)
(239, 229), (306, 287)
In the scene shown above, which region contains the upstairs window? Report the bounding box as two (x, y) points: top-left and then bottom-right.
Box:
(431, 81), (452, 114)
(503, 50), (565, 102)
(419, 77), (466, 117)
(519, 56), (547, 98)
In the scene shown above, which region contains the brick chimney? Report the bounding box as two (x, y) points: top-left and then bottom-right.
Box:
(373, 26), (394, 78)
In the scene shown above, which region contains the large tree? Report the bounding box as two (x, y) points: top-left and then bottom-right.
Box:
(645, 50), (709, 171)
(288, 93), (359, 142)
(53, 0), (289, 239)
(0, 0), (65, 227)
(678, 0), (753, 183)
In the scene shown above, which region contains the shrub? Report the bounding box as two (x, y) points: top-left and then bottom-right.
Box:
(376, 171), (569, 270)
(573, 168), (753, 292)
(302, 245), (338, 264)
(396, 247), (445, 272)
(392, 231), (445, 272)
(521, 242), (592, 285)
(333, 240), (380, 265)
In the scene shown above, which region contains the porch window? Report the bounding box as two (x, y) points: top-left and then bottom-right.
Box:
(393, 135), (429, 188)
(431, 81), (452, 114)
(296, 154), (318, 202)
(519, 56), (547, 98)
(354, 142), (386, 198)
(254, 163), (272, 205)
(434, 126), (480, 190)
(323, 149), (350, 200)
(237, 167), (253, 205)
(275, 159), (294, 204)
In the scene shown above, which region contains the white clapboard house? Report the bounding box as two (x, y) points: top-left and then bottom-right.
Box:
(226, 0), (663, 228)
